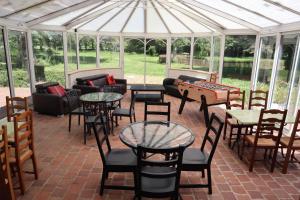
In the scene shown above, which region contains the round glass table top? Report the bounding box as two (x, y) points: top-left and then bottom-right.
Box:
(120, 121), (195, 149)
(80, 92), (123, 103)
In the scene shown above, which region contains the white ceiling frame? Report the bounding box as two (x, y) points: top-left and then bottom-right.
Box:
(121, 0), (140, 33)
(144, 0), (147, 33)
(165, 1), (222, 33)
(261, 21), (300, 34)
(155, 0), (194, 33)
(26, 0), (105, 26)
(97, 0), (134, 32)
(263, 0), (300, 16)
(222, 0), (281, 25)
(182, 0), (261, 31)
(149, 0), (171, 34)
(65, 1), (125, 30)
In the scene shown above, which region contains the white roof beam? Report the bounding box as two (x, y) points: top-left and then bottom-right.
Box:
(164, 1), (223, 33)
(263, 0), (300, 16)
(121, 0), (140, 32)
(27, 0), (105, 27)
(222, 0), (281, 25)
(155, 0), (194, 33)
(65, 1), (125, 30)
(144, 0), (147, 33)
(97, 1), (134, 32)
(149, 0), (171, 34)
(182, 0), (261, 31)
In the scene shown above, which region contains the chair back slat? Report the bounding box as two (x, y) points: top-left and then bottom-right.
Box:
(249, 90), (268, 109)
(144, 102), (171, 121)
(0, 126), (15, 200)
(226, 90), (245, 110)
(201, 113), (224, 163)
(6, 96), (29, 122)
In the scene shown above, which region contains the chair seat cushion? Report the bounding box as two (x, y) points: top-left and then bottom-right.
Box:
(106, 149), (136, 167)
(182, 148), (209, 166)
(280, 137), (300, 148)
(245, 135), (276, 147)
(112, 108), (133, 116)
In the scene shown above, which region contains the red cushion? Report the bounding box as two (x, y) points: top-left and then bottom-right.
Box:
(47, 85), (66, 97)
(87, 80), (94, 86)
(106, 75), (116, 85)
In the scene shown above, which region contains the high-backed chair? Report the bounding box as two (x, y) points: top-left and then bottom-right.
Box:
(180, 113), (224, 194)
(65, 89), (84, 132)
(10, 110), (38, 194)
(249, 90), (268, 110)
(280, 109), (300, 174)
(144, 102), (171, 122)
(6, 96), (28, 122)
(135, 145), (184, 199)
(241, 109), (287, 172)
(0, 125), (15, 200)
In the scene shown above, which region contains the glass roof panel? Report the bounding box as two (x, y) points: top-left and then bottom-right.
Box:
(147, 4), (168, 33)
(271, 0), (300, 13)
(123, 2), (144, 33)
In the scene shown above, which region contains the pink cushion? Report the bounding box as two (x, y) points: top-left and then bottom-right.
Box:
(47, 85), (66, 97)
(87, 80), (94, 86)
(106, 75), (116, 85)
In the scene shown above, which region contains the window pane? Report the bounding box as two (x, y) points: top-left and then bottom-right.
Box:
(222, 35), (256, 101)
(99, 36), (119, 68)
(256, 36), (276, 91)
(32, 31), (65, 86)
(288, 50), (300, 116)
(9, 30), (31, 98)
(0, 28), (10, 107)
(79, 35), (96, 69)
(67, 32), (77, 72)
(212, 36), (221, 73)
(272, 34), (298, 110)
(192, 37), (211, 71)
(171, 38), (191, 69)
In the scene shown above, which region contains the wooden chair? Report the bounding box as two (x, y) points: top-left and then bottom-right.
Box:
(135, 145), (184, 199)
(6, 96), (28, 122)
(144, 102), (171, 121)
(223, 90), (247, 148)
(0, 125), (15, 200)
(10, 110), (38, 194)
(180, 113), (224, 194)
(241, 109), (287, 172)
(280, 109), (300, 174)
(249, 90), (268, 110)
(92, 117), (136, 195)
(65, 90), (84, 132)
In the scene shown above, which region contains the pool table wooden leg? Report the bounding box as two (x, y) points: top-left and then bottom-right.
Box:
(178, 90), (188, 114)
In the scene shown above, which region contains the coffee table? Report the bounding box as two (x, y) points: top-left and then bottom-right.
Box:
(130, 84), (165, 102)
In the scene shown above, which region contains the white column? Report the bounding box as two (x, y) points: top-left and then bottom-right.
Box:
(189, 36), (194, 69)
(250, 34), (261, 90)
(63, 32), (68, 88)
(120, 36), (124, 78)
(26, 30), (36, 93)
(96, 34), (100, 68)
(144, 37), (146, 84)
(209, 34), (214, 72)
(267, 33), (282, 108)
(76, 32), (80, 70)
(3, 26), (15, 97)
(218, 34), (225, 83)
(166, 37), (171, 77)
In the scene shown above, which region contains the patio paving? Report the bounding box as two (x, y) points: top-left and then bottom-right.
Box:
(14, 92), (300, 200)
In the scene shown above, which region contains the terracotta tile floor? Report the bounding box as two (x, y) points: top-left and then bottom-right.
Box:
(15, 93), (300, 200)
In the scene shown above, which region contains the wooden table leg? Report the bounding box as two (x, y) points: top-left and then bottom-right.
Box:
(178, 90), (188, 114)
(200, 95), (210, 128)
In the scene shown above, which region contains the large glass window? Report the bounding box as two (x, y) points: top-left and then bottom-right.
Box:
(272, 34), (298, 109)
(32, 31), (65, 86)
(212, 36), (221, 73)
(256, 36), (276, 91)
(0, 28), (10, 107)
(192, 37), (211, 71)
(171, 38), (191, 69)
(67, 32), (77, 72)
(9, 30), (31, 98)
(222, 35), (256, 100)
(99, 36), (120, 68)
(79, 35), (96, 69)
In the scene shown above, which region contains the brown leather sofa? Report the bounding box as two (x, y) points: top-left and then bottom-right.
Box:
(73, 74), (127, 95)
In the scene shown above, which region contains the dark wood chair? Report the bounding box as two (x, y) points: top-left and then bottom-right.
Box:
(0, 125), (15, 200)
(6, 96), (28, 122)
(65, 90), (84, 132)
(135, 145), (184, 199)
(144, 101), (171, 121)
(280, 109), (300, 174)
(241, 109), (287, 172)
(249, 90), (268, 110)
(92, 118), (136, 195)
(223, 90), (248, 148)
(180, 113), (224, 194)
(10, 110), (38, 194)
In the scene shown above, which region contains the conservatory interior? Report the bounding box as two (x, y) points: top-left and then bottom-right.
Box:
(0, 0), (300, 199)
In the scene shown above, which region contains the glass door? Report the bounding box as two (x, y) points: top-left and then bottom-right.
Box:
(0, 28), (10, 107)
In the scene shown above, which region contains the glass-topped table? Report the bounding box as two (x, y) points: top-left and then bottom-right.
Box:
(119, 121), (195, 149)
(130, 84), (165, 102)
(80, 92), (123, 103)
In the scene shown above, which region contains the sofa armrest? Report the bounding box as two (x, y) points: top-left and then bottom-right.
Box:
(73, 85), (100, 94)
(115, 78), (127, 85)
(32, 93), (64, 116)
(163, 78), (175, 86)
